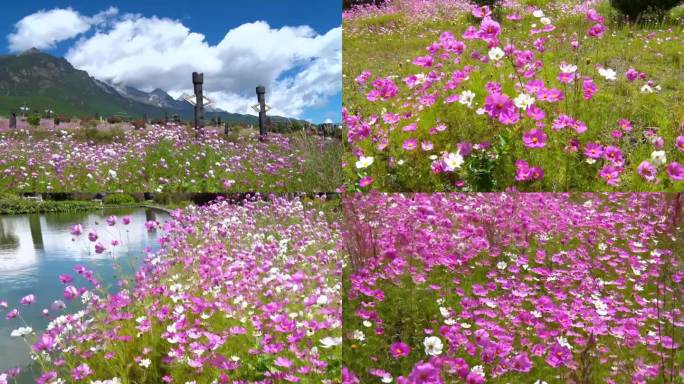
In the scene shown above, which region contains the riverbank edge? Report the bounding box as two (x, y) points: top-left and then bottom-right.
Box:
(0, 195), (173, 216)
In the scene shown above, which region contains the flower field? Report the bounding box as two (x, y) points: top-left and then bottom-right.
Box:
(342, 0), (684, 191)
(1, 196), (343, 383)
(342, 192), (683, 383)
(0, 124), (343, 192)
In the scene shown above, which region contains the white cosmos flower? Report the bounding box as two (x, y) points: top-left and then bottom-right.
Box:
(488, 47), (505, 61)
(320, 336), (342, 348)
(598, 67), (617, 81)
(423, 336), (444, 356)
(651, 150), (667, 166)
(497, 261), (507, 270)
(534, 381), (548, 384)
(443, 152), (464, 171)
(560, 63), (578, 74)
(139, 358), (151, 368)
(540, 17), (552, 25)
(352, 329), (365, 341)
(316, 295), (328, 305)
(355, 156), (374, 169)
(108, 169), (117, 179)
(10, 326), (33, 337)
(459, 90), (476, 107)
(381, 375), (393, 383)
(439, 307), (450, 317)
(513, 93), (535, 110)
(533, 9), (545, 18)
(557, 336), (573, 350)
(641, 84), (654, 93)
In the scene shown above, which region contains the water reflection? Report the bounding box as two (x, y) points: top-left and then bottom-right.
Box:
(0, 207), (168, 378)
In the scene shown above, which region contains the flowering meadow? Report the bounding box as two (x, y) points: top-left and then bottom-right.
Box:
(0, 196), (343, 383)
(343, 0), (684, 191)
(0, 124), (342, 192)
(342, 193), (683, 383)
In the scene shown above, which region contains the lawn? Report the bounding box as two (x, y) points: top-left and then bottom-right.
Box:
(341, 192), (683, 383)
(342, 0), (684, 191)
(0, 123), (343, 192)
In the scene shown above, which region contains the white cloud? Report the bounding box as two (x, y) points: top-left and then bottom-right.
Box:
(62, 15), (341, 118)
(324, 118), (333, 124)
(7, 7), (118, 52)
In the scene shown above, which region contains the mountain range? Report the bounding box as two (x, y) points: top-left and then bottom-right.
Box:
(0, 48), (303, 125)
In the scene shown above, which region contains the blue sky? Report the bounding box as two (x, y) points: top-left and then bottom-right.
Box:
(1, 0), (342, 122)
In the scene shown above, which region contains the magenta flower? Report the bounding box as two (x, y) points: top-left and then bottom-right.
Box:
(471, 5), (491, 18)
(5, 309), (18, 320)
(87, 230), (98, 242)
(479, 17), (501, 41)
(403, 138), (418, 151)
(582, 78), (597, 100)
(512, 352), (532, 372)
(58, 274), (73, 284)
(105, 215), (117, 226)
(275, 356), (293, 369)
(144, 221), (157, 231)
(666, 162), (684, 181)
(355, 70), (372, 85)
(484, 93), (514, 119)
(522, 128), (547, 148)
(359, 176), (373, 188)
(637, 161), (657, 182)
(20, 294), (35, 305)
(603, 146), (624, 165)
(625, 68), (638, 82)
(36, 372), (58, 384)
(94, 242), (106, 254)
(675, 136), (684, 151)
(546, 343), (572, 368)
(599, 164), (621, 186)
(71, 363), (93, 381)
(390, 341), (411, 358)
(584, 142), (604, 159)
(526, 105), (545, 120)
(407, 361), (441, 383)
(122, 216), (132, 225)
(69, 224), (83, 236)
(618, 119), (633, 131)
(367, 77), (398, 102)
(587, 23), (606, 37)
(63, 286), (79, 301)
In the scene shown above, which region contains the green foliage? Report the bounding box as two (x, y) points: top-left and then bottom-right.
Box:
(610, 0), (683, 20)
(107, 115), (125, 124)
(26, 114), (40, 126)
(0, 193), (100, 214)
(102, 193), (136, 205)
(473, 0), (499, 6)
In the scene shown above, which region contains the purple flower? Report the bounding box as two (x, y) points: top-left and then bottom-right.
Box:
(625, 68), (638, 82)
(390, 341), (411, 358)
(546, 342), (572, 368)
(666, 162), (684, 181)
(522, 128), (547, 148)
(71, 363), (93, 381)
(105, 215), (117, 226)
(584, 142), (604, 159)
(600, 164), (621, 186)
(403, 138), (418, 151)
(676, 136), (684, 152)
(69, 224), (83, 236)
(20, 294), (35, 305)
(87, 230), (98, 242)
(407, 361), (441, 383)
(637, 161), (657, 182)
(512, 352), (532, 372)
(94, 242), (106, 254)
(359, 176), (373, 188)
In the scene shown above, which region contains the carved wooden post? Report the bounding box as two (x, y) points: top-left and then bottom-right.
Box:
(9, 112), (16, 129)
(256, 85), (267, 141)
(193, 72), (204, 136)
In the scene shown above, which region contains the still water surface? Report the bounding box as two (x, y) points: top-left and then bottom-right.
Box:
(0, 207), (168, 379)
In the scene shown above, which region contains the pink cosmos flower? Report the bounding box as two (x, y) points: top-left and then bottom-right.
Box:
(71, 364), (93, 381)
(675, 136), (684, 151)
(5, 309), (18, 320)
(479, 17), (501, 41)
(582, 78), (597, 100)
(20, 294), (35, 305)
(355, 70), (372, 85)
(390, 341), (411, 358)
(587, 23), (607, 37)
(603, 146), (624, 165)
(367, 78), (398, 102)
(403, 138), (418, 151)
(546, 343), (572, 367)
(63, 286), (79, 301)
(584, 142), (604, 159)
(105, 215), (117, 226)
(69, 224), (83, 236)
(359, 176), (373, 188)
(618, 119), (633, 131)
(625, 68), (639, 82)
(484, 93), (514, 119)
(87, 230), (98, 242)
(600, 164), (621, 186)
(407, 361), (440, 383)
(58, 274), (73, 284)
(637, 161), (658, 182)
(122, 216), (131, 225)
(94, 242), (106, 254)
(666, 162), (684, 181)
(522, 128), (547, 148)
(526, 105), (545, 120)
(472, 5), (491, 18)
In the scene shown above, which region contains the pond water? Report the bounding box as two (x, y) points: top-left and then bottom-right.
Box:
(0, 207), (168, 380)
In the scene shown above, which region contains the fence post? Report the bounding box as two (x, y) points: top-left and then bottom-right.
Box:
(256, 85), (267, 141)
(193, 72), (205, 136)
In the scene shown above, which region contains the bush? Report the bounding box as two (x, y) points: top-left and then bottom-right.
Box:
(102, 193), (136, 205)
(26, 114), (41, 126)
(106, 115), (124, 124)
(343, 0), (385, 10)
(473, 0), (498, 6)
(130, 118), (146, 129)
(610, 0), (683, 21)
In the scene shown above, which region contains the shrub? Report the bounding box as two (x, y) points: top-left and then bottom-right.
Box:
(106, 115), (124, 124)
(26, 114), (41, 126)
(610, 0), (683, 21)
(102, 193), (136, 205)
(343, 0), (385, 10)
(130, 118), (146, 129)
(473, 0), (498, 6)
